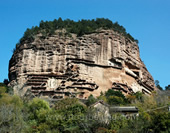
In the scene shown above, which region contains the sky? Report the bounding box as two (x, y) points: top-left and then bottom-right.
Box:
(0, 0), (170, 88)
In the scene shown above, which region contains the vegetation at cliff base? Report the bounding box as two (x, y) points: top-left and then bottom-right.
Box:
(17, 18), (138, 46)
(0, 82), (170, 133)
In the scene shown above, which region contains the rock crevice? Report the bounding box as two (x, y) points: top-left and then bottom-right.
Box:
(9, 29), (155, 99)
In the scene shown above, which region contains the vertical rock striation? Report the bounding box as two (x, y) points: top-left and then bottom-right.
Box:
(9, 29), (155, 99)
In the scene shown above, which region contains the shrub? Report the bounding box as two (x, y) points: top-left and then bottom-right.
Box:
(86, 94), (97, 106)
(105, 89), (128, 105)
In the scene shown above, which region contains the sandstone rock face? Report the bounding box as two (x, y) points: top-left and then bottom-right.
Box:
(9, 29), (155, 99)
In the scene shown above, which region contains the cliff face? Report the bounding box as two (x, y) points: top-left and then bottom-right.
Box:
(9, 29), (155, 99)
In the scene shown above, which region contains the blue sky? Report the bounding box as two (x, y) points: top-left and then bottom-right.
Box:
(0, 0), (170, 88)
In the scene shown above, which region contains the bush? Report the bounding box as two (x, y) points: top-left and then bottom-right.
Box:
(27, 98), (50, 120)
(105, 89), (128, 105)
(107, 96), (125, 105)
(150, 112), (170, 132)
(127, 91), (144, 103)
(0, 93), (26, 132)
(86, 94), (97, 106)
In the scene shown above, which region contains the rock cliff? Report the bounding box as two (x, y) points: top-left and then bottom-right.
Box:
(9, 29), (155, 99)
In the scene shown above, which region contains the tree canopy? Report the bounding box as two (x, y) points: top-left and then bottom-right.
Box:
(17, 18), (138, 46)
(0, 82), (170, 132)
(155, 80), (163, 90)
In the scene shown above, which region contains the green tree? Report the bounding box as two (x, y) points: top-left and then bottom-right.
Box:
(3, 79), (9, 86)
(105, 89), (128, 105)
(109, 114), (128, 132)
(107, 96), (125, 105)
(86, 94), (97, 106)
(127, 91), (144, 103)
(165, 85), (170, 90)
(150, 112), (170, 132)
(0, 104), (26, 133)
(155, 80), (163, 90)
(27, 98), (50, 120)
(0, 93), (26, 132)
(53, 98), (88, 132)
(16, 18), (138, 50)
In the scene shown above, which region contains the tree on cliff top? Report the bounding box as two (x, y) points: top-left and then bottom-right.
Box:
(15, 18), (138, 49)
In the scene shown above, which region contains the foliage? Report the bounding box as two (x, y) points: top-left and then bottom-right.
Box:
(154, 90), (170, 106)
(27, 98), (50, 120)
(24, 98), (89, 132)
(0, 104), (26, 133)
(86, 94), (97, 106)
(127, 91), (144, 103)
(0, 92), (26, 132)
(54, 97), (78, 110)
(53, 98), (88, 132)
(109, 90), (170, 133)
(150, 112), (170, 132)
(165, 85), (170, 90)
(120, 114), (152, 133)
(109, 114), (129, 131)
(155, 80), (163, 90)
(105, 89), (125, 98)
(105, 89), (128, 105)
(0, 82), (13, 94)
(132, 95), (157, 120)
(3, 79), (9, 86)
(0, 84), (7, 98)
(133, 91), (143, 101)
(14, 18), (138, 52)
(97, 95), (107, 103)
(0, 86), (170, 132)
(127, 94), (136, 103)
